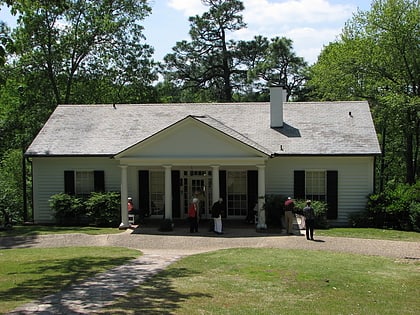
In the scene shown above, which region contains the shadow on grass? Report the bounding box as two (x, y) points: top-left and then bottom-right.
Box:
(0, 234), (42, 249)
(0, 256), (134, 308)
(98, 266), (211, 315)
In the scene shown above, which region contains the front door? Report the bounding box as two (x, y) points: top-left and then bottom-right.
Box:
(181, 170), (212, 219)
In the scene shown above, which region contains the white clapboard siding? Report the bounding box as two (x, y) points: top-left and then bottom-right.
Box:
(266, 156), (375, 226)
(31, 157), (120, 223)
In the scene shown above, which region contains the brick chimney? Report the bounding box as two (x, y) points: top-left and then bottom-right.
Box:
(270, 86), (286, 128)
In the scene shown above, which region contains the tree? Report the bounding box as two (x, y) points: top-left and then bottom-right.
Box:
(0, 0), (157, 223)
(245, 36), (308, 101)
(163, 0), (246, 102)
(308, 0), (419, 185)
(5, 0), (156, 105)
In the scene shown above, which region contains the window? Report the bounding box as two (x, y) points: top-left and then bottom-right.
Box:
(150, 171), (164, 215)
(305, 171), (326, 201)
(294, 170), (338, 219)
(227, 171), (247, 216)
(75, 171), (94, 195)
(64, 170), (104, 195)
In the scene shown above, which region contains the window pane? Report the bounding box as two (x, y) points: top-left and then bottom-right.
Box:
(306, 171), (326, 201)
(75, 171), (94, 195)
(150, 171), (165, 215)
(227, 171), (247, 216)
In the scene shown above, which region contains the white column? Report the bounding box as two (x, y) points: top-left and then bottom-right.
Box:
(212, 165), (220, 204)
(164, 165), (172, 220)
(119, 165), (129, 228)
(256, 164), (267, 230)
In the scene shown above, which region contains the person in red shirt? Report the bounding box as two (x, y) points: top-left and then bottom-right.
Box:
(127, 197), (134, 213)
(188, 198), (199, 233)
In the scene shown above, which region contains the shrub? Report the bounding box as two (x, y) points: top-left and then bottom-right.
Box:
(49, 193), (84, 226)
(263, 196), (329, 229)
(263, 194), (286, 228)
(408, 201), (420, 232)
(366, 182), (419, 231)
(294, 199), (329, 229)
(84, 192), (121, 227)
(159, 219), (173, 232)
(348, 211), (374, 228)
(50, 191), (121, 227)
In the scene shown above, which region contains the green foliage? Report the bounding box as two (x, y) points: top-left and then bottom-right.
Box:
(163, 1), (308, 102)
(163, 0), (245, 102)
(263, 195), (329, 229)
(49, 192), (120, 227)
(0, 149), (25, 223)
(8, 0), (155, 105)
(263, 194), (285, 228)
(49, 193), (84, 226)
(408, 201), (420, 232)
(158, 219), (174, 232)
(248, 36), (308, 100)
(308, 0), (419, 185)
(366, 182), (420, 231)
(294, 199), (329, 229)
(84, 192), (121, 227)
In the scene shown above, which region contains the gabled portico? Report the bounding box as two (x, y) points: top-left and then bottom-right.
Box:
(114, 116), (270, 228)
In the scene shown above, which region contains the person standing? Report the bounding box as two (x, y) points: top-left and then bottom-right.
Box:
(284, 197), (295, 234)
(303, 200), (315, 240)
(211, 198), (224, 235)
(188, 198), (199, 233)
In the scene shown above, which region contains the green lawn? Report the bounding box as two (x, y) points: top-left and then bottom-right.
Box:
(0, 227), (419, 314)
(317, 227), (420, 242)
(0, 225), (125, 237)
(0, 246), (141, 313)
(100, 248), (419, 315)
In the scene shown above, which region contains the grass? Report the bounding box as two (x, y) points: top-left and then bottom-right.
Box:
(0, 246), (141, 313)
(99, 248), (420, 315)
(0, 226), (419, 313)
(0, 225), (125, 237)
(316, 227), (420, 242)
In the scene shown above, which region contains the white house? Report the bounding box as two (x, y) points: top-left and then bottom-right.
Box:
(25, 87), (381, 228)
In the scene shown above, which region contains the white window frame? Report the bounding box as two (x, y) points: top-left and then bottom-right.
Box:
(75, 170), (94, 195)
(227, 170), (247, 216)
(150, 171), (165, 216)
(305, 170), (326, 201)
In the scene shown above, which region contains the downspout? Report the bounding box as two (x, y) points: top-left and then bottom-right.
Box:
(22, 148), (27, 222)
(25, 156), (34, 223)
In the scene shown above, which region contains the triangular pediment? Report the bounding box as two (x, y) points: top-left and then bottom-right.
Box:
(115, 116), (268, 159)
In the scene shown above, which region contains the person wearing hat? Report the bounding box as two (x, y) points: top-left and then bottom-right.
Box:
(284, 197), (295, 234)
(188, 198), (199, 233)
(303, 200), (315, 240)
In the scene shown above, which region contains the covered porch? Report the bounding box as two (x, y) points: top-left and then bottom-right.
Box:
(117, 162), (269, 230)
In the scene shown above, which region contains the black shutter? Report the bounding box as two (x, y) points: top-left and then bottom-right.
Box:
(294, 170), (305, 199)
(247, 170), (258, 213)
(219, 170), (227, 217)
(64, 171), (75, 195)
(172, 170), (181, 218)
(138, 171), (150, 213)
(327, 171), (338, 219)
(94, 171), (105, 192)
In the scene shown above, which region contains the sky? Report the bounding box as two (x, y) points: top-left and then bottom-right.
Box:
(0, 0), (372, 65)
(142, 0), (372, 65)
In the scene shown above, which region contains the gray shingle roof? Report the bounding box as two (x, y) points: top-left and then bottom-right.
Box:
(25, 101), (381, 157)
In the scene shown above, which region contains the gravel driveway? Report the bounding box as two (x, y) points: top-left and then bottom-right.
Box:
(1, 226), (419, 259)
